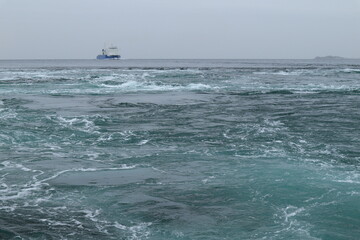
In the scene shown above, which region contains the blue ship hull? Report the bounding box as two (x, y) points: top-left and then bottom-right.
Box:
(96, 55), (121, 60)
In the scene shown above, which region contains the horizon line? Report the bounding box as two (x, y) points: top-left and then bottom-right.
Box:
(1, 57), (360, 61)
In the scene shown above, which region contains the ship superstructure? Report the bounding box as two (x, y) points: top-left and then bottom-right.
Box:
(96, 45), (121, 59)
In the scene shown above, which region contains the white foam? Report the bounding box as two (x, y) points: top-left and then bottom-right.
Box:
(99, 80), (215, 92)
(137, 139), (149, 145)
(100, 80), (142, 89)
(335, 179), (360, 184)
(253, 70), (312, 76)
(43, 143), (62, 151)
(83, 209), (101, 220)
(282, 205), (305, 222)
(340, 68), (360, 73)
(141, 73), (150, 80)
(223, 130), (231, 139)
(346, 191), (360, 196)
(0, 182), (42, 201)
(39, 219), (71, 227)
(97, 134), (113, 142)
(114, 221), (153, 239)
(172, 230), (185, 237)
(0, 161), (139, 202)
(128, 222), (152, 239)
(187, 83), (212, 90)
(264, 118), (284, 127)
(119, 130), (135, 141)
(41, 165), (139, 183)
(0, 205), (16, 212)
(1, 161), (38, 173)
(114, 222), (127, 230)
(0, 109), (17, 119)
(55, 116), (100, 134)
(273, 71), (300, 76)
(202, 176), (215, 184)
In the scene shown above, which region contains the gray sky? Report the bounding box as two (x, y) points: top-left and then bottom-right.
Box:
(1, 0), (359, 59)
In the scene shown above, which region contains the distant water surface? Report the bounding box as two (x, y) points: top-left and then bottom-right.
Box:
(0, 59), (360, 239)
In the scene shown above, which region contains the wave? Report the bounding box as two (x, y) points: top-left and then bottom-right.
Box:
(226, 88), (360, 96)
(253, 68), (360, 76)
(253, 70), (314, 76)
(1, 66), (360, 97)
(99, 81), (214, 92)
(339, 68), (360, 74)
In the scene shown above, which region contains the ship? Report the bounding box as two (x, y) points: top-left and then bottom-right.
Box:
(96, 45), (121, 59)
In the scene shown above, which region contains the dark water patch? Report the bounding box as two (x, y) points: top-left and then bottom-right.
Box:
(1, 98), (33, 108)
(99, 101), (158, 109)
(317, 89), (360, 95)
(0, 209), (112, 239)
(101, 80), (123, 85)
(266, 90), (294, 95)
(227, 91), (264, 96)
(0, 228), (17, 239)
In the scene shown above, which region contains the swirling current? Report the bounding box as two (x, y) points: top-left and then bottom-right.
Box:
(0, 59), (360, 239)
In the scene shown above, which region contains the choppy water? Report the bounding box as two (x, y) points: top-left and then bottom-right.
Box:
(1, 59), (360, 239)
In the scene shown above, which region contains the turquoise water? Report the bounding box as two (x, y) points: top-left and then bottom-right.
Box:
(0, 59), (360, 239)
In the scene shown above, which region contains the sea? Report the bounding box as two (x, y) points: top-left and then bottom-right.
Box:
(0, 59), (360, 240)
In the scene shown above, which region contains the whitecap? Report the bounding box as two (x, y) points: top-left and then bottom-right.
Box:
(113, 221), (152, 239)
(54, 116), (100, 134)
(114, 222), (127, 230)
(281, 205), (306, 223)
(186, 83), (212, 90)
(0, 109), (17, 119)
(98, 80), (217, 93)
(339, 68), (360, 73)
(202, 176), (215, 184)
(335, 179), (360, 184)
(137, 139), (149, 145)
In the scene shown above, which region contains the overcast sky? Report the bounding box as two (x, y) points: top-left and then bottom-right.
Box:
(0, 0), (359, 59)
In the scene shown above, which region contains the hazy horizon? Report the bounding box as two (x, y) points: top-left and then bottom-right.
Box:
(1, 57), (360, 61)
(1, 0), (359, 60)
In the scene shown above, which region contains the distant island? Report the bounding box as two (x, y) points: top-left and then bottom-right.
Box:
(314, 56), (346, 60)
